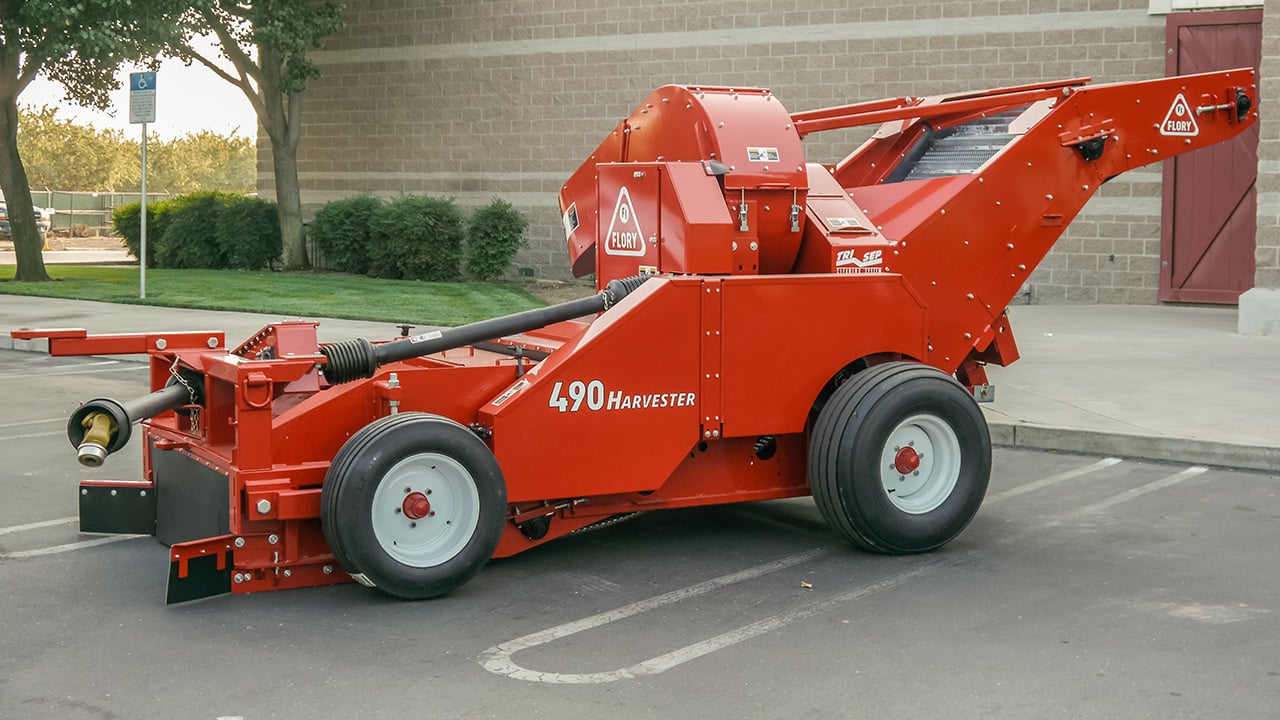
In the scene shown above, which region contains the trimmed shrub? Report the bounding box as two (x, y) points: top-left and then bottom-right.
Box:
(310, 194), (382, 274)
(155, 192), (238, 269)
(465, 198), (529, 281)
(217, 196), (281, 270)
(368, 195), (465, 281)
(112, 199), (178, 267)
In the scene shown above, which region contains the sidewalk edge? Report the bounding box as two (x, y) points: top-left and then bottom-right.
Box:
(988, 421), (1280, 473)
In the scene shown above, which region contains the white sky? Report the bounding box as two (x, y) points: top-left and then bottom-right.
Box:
(21, 36), (258, 140)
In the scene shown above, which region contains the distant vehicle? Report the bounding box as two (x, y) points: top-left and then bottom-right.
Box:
(0, 204), (54, 239)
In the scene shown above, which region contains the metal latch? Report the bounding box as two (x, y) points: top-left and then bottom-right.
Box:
(971, 384), (996, 403)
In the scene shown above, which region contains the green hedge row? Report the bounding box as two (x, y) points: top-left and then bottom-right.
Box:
(112, 192), (528, 280)
(310, 195), (528, 281)
(112, 192), (281, 270)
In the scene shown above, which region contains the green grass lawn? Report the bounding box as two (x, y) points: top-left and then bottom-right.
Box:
(0, 265), (547, 326)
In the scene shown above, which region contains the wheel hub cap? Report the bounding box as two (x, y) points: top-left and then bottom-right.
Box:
(370, 452), (481, 568)
(879, 413), (962, 515)
(894, 446), (921, 474)
(402, 492), (431, 520)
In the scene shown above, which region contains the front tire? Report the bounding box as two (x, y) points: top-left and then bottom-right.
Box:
(321, 412), (506, 599)
(808, 362), (990, 554)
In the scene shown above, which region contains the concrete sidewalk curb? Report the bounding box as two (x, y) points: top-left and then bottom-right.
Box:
(1, 332), (49, 353)
(988, 421), (1280, 474)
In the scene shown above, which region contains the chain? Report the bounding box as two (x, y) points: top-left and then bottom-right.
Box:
(568, 512), (640, 537)
(169, 358), (200, 434)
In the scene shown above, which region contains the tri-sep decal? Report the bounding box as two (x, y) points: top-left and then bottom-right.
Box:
(548, 380), (696, 413)
(835, 248), (884, 274)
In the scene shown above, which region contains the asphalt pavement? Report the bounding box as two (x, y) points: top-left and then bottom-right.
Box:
(1, 351), (1278, 718)
(2, 255), (1279, 717)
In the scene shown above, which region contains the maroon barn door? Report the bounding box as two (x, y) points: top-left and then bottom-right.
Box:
(1161, 10), (1261, 304)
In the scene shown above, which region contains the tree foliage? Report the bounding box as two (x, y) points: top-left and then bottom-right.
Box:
(149, 129), (256, 194)
(0, 0), (192, 281)
(173, 1), (345, 270)
(16, 106), (135, 190)
(17, 105), (254, 193)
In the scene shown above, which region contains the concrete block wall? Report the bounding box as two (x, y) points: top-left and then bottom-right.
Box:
(255, 0), (1269, 310)
(1240, 5), (1280, 333)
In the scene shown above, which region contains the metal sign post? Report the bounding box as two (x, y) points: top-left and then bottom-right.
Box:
(129, 72), (157, 299)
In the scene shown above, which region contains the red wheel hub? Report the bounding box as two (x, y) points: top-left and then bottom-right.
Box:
(894, 446), (921, 474)
(402, 492), (431, 520)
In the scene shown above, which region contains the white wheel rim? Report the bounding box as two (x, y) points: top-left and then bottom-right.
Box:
(370, 452), (481, 567)
(879, 413), (962, 515)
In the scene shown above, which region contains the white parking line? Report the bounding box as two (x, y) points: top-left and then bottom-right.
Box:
(0, 430), (64, 442)
(986, 457), (1123, 505)
(0, 364), (139, 381)
(0, 535), (142, 559)
(0, 418), (64, 429)
(481, 548), (825, 681)
(9, 359), (119, 372)
(0, 359), (117, 377)
(481, 459), (1202, 684)
(0, 517), (77, 536)
(1066, 466), (1207, 518)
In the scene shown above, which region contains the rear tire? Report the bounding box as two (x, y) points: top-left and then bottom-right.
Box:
(321, 412), (506, 599)
(808, 362), (990, 554)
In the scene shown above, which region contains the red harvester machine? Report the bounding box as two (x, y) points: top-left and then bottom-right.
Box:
(15, 69), (1256, 603)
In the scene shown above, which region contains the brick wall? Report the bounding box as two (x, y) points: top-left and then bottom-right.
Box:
(257, 0), (1269, 307)
(1256, 10), (1280, 290)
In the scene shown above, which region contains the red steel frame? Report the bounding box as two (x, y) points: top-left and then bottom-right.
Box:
(17, 68), (1257, 596)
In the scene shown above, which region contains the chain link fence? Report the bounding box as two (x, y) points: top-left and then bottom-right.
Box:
(27, 190), (172, 237)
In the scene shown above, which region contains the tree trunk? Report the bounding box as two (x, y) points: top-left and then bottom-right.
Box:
(0, 91), (50, 281)
(259, 66), (306, 271)
(271, 138), (305, 269)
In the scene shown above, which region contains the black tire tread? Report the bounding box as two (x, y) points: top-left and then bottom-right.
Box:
(321, 412), (505, 598)
(810, 362), (926, 552)
(321, 412), (432, 575)
(808, 361), (990, 555)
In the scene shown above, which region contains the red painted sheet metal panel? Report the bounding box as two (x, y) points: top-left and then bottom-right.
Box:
(1161, 10), (1261, 304)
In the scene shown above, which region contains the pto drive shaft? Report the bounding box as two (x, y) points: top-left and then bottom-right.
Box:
(68, 382), (194, 467)
(321, 274), (651, 384)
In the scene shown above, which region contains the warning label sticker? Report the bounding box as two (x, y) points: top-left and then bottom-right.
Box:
(827, 217), (870, 232)
(604, 187), (646, 257)
(1160, 93), (1199, 137)
(747, 147), (780, 162)
(562, 202), (579, 240)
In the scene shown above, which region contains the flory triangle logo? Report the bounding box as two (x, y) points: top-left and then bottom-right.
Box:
(1159, 93), (1199, 137)
(603, 186), (646, 257)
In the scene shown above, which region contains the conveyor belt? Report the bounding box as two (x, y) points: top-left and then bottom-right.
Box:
(893, 107), (1028, 181)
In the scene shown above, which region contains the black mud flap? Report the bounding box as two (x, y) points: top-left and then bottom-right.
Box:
(152, 445), (230, 546)
(79, 481), (156, 535)
(166, 550), (232, 605)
